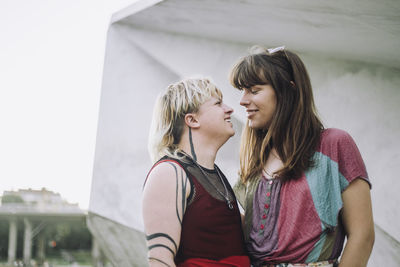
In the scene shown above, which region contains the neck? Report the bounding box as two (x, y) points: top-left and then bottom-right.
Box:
(269, 148), (280, 159)
(264, 148), (283, 175)
(179, 130), (219, 169)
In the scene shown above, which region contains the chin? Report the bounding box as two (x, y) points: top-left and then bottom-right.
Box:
(249, 120), (268, 130)
(248, 122), (260, 129)
(223, 131), (235, 142)
(227, 126), (235, 136)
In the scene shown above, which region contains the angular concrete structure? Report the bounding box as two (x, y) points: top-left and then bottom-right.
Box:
(89, 1), (400, 266)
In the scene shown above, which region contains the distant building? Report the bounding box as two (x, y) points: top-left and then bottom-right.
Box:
(0, 188), (101, 267)
(2, 188), (79, 208)
(4, 188), (69, 205)
(1, 188), (84, 219)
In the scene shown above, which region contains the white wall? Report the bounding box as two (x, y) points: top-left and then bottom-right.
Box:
(92, 22), (400, 238)
(89, 24), (180, 230)
(306, 56), (400, 241)
(89, 20), (400, 266)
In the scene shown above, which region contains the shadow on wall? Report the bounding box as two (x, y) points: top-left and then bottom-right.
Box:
(87, 213), (148, 267)
(87, 211), (400, 267)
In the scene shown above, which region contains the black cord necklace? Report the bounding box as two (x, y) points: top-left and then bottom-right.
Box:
(183, 151), (233, 210)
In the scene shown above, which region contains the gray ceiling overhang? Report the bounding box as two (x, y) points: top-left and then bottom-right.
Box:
(111, 0), (400, 69)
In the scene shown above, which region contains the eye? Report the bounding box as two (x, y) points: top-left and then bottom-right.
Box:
(215, 100), (222, 105)
(246, 87), (258, 95)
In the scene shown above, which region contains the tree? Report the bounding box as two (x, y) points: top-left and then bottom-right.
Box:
(1, 195), (24, 204)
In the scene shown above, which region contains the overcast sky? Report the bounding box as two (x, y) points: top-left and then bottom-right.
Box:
(0, 0), (137, 209)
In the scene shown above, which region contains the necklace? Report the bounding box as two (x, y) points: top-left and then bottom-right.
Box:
(182, 152), (233, 210)
(263, 168), (276, 179)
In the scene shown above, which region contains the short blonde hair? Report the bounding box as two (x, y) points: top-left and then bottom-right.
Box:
(148, 78), (222, 163)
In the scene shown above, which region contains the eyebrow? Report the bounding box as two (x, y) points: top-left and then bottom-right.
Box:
(213, 94), (222, 101)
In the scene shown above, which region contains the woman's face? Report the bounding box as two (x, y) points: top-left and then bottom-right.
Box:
(240, 84), (277, 129)
(197, 96), (235, 140)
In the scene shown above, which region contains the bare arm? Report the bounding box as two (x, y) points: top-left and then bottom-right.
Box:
(339, 178), (374, 267)
(142, 162), (191, 267)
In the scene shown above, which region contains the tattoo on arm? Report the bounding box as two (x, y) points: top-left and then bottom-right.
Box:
(148, 244), (175, 256)
(146, 233), (177, 252)
(148, 257), (171, 267)
(166, 162), (189, 225)
(146, 233), (177, 262)
(146, 162), (190, 264)
(181, 167), (187, 215)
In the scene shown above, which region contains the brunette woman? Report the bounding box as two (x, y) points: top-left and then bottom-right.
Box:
(230, 46), (374, 267)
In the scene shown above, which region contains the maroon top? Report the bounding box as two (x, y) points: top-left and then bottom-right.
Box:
(148, 156), (247, 264)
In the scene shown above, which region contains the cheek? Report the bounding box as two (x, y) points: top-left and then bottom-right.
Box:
(263, 95), (277, 112)
(266, 105), (277, 119)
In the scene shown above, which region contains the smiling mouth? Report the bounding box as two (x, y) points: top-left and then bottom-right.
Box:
(246, 110), (258, 117)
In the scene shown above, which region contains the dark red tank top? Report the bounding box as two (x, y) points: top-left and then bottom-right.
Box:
(150, 157), (247, 264)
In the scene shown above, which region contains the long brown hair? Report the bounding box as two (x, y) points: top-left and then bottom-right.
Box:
(230, 46), (324, 183)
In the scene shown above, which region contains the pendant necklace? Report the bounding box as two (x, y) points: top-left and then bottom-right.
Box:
(183, 152), (233, 210)
(263, 169), (276, 180)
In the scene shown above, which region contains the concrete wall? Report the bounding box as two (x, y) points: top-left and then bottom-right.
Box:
(89, 24), (179, 232)
(306, 56), (400, 242)
(89, 16), (400, 267)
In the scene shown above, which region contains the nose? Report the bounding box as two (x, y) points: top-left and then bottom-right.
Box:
(240, 91), (250, 106)
(224, 103), (234, 115)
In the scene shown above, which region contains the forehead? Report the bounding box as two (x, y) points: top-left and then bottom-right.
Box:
(231, 58), (271, 89)
(204, 95), (221, 104)
(198, 96), (220, 110)
(203, 86), (222, 102)
(211, 91), (222, 99)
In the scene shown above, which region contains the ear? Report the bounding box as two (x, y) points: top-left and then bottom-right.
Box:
(184, 113), (200, 129)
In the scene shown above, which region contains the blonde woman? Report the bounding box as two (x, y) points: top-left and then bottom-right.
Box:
(142, 78), (250, 267)
(230, 47), (374, 267)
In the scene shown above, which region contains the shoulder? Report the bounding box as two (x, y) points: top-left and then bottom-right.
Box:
(233, 179), (246, 205)
(321, 128), (353, 143)
(145, 160), (187, 188)
(144, 159), (192, 199)
(319, 128), (358, 152)
(148, 160), (186, 180)
(317, 128), (369, 185)
(317, 128), (365, 165)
